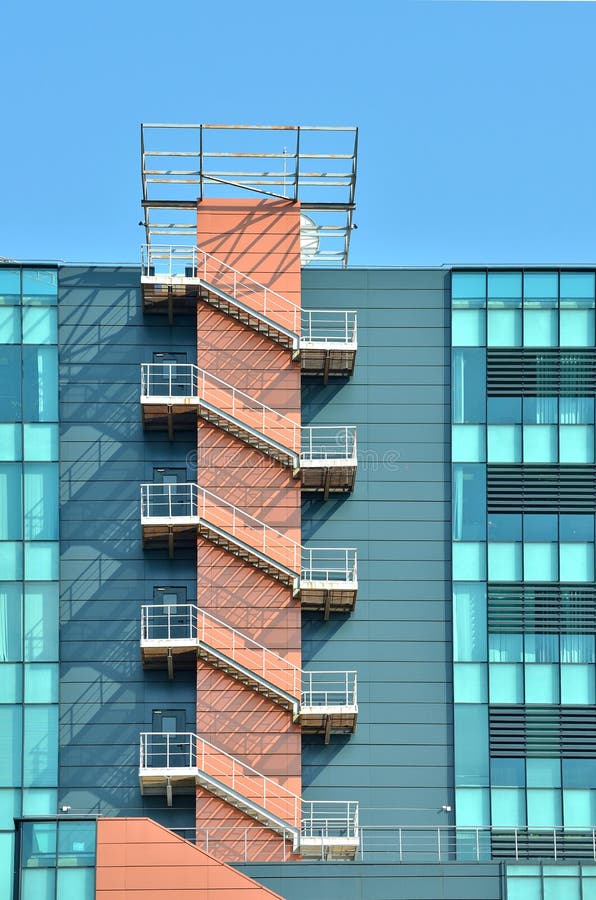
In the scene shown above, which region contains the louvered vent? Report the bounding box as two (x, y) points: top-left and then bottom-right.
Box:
(490, 706), (596, 757)
(487, 350), (596, 396)
(487, 465), (596, 512)
(495, 831), (596, 860)
(488, 584), (596, 634)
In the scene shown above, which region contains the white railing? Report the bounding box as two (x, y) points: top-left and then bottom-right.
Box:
(141, 603), (357, 708)
(301, 425), (357, 462)
(301, 309), (357, 345)
(141, 243), (300, 335)
(302, 801), (359, 840)
(141, 363), (300, 456)
(140, 483), (357, 584)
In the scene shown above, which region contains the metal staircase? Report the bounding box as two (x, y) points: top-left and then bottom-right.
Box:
(139, 732), (359, 859)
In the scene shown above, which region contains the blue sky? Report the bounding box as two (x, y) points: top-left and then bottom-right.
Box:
(1, 0), (595, 267)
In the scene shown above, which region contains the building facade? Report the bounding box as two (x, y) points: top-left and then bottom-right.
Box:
(1, 124), (595, 900)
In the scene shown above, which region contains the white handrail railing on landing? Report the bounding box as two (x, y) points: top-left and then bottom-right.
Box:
(140, 483), (358, 584)
(141, 604), (358, 708)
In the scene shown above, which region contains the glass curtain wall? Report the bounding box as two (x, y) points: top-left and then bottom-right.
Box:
(0, 268), (59, 900)
(451, 269), (596, 839)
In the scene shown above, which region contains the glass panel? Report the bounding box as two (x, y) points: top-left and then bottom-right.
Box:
(454, 787), (490, 826)
(0, 463), (22, 539)
(25, 583), (59, 662)
(563, 759), (596, 788)
(564, 789), (596, 827)
(23, 347), (58, 422)
(544, 877), (581, 900)
(523, 425), (558, 462)
(0, 787), (20, 828)
(0, 833), (14, 900)
(22, 269), (58, 304)
(560, 396), (594, 424)
(525, 633), (559, 662)
(452, 272), (486, 307)
(488, 396), (522, 424)
(524, 514), (558, 542)
(491, 787), (526, 826)
(0, 424), (21, 461)
(491, 757), (525, 787)
(21, 869), (56, 900)
(524, 543), (558, 581)
(0, 706), (22, 785)
(525, 663), (559, 703)
(25, 663), (59, 703)
(488, 272), (522, 306)
(0, 543), (23, 580)
(560, 425), (594, 463)
(23, 705), (59, 787)
(560, 515), (595, 542)
(24, 424), (59, 462)
(452, 309), (485, 346)
(507, 876), (541, 900)
(22, 306), (57, 344)
(489, 662), (523, 703)
(487, 309), (521, 347)
(453, 583), (487, 662)
(487, 424), (521, 463)
(524, 396), (558, 424)
(22, 788), (58, 815)
(24, 464), (59, 540)
(454, 663), (487, 702)
(0, 346), (21, 420)
(454, 705), (488, 786)
(453, 464), (486, 541)
(0, 584), (23, 662)
(527, 758), (561, 787)
(24, 543), (59, 580)
(452, 425), (485, 462)
(561, 634), (595, 663)
(452, 542), (486, 580)
(560, 543), (594, 582)
(488, 543), (522, 581)
(21, 820), (57, 866)
(0, 307), (20, 343)
(524, 272), (559, 304)
(560, 272), (595, 306)
(0, 268), (20, 303)
(489, 633), (523, 662)
(58, 820), (96, 866)
(452, 349), (486, 423)
(56, 869), (95, 900)
(524, 309), (558, 346)
(0, 664), (22, 702)
(527, 788), (562, 827)
(488, 514), (522, 542)
(560, 309), (595, 347)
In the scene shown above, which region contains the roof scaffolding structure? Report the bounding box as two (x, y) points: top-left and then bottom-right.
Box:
(140, 123), (358, 267)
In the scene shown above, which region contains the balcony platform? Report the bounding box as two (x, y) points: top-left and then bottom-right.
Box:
(299, 345), (357, 381)
(300, 707), (358, 742)
(299, 582), (358, 619)
(300, 458), (357, 496)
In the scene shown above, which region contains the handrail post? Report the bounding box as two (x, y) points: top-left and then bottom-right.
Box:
(553, 828), (557, 861)
(475, 828), (479, 862)
(166, 733), (170, 769)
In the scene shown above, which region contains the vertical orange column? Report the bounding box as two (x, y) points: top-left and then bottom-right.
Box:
(195, 199), (302, 862)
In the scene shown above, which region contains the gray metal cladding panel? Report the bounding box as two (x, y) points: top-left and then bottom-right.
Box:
(58, 266), (196, 830)
(300, 269), (453, 829)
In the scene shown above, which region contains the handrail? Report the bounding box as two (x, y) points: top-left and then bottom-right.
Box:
(140, 483), (358, 583)
(141, 604), (358, 706)
(301, 309), (358, 345)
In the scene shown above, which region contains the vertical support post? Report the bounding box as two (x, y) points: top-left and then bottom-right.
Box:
(475, 828), (479, 862)
(437, 828), (441, 862)
(399, 827), (403, 863)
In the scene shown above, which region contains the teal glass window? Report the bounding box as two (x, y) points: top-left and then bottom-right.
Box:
(22, 306), (57, 345)
(524, 543), (558, 581)
(527, 788), (562, 827)
(452, 309), (485, 346)
(24, 542), (59, 581)
(487, 309), (521, 346)
(523, 425), (557, 462)
(491, 787), (526, 827)
(0, 346), (21, 420)
(24, 663), (59, 703)
(525, 663), (559, 703)
(453, 583), (487, 661)
(560, 272), (595, 305)
(21, 820), (57, 866)
(525, 633), (559, 662)
(58, 820), (96, 866)
(21, 869), (55, 900)
(560, 514), (595, 542)
(0, 543), (23, 580)
(487, 424), (522, 463)
(454, 787), (490, 826)
(560, 396), (594, 424)
(524, 272), (558, 304)
(0, 584), (23, 661)
(563, 759), (596, 788)
(561, 633), (595, 662)
(0, 269), (20, 303)
(0, 705), (22, 786)
(488, 396), (522, 423)
(0, 424), (22, 461)
(452, 542), (486, 580)
(524, 514), (558, 542)
(524, 396), (558, 424)
(527, 757), (561, 787)
(452, 349), (486, 423)
(560, 543), (594, 582)
(0, 463), (22, 540)
(452, 272), (486, 307)
(0, 307), (21, 343)
(560, 309), (595, 347)
(23, 705), (58, 787)
(0, 788), (20, 828)
(489, 662), (523, 703)
(454, 704), (489, 786)
(507, 874), (541, 900)
(488, 514), (522, 542)
(488, 543), (522, 581)
(0, 664), (22, 702)
(489, 633), (523, 662)
(23, 424), (59, 461)
(561, 664), (595, 704)
(452, 425), (485, 462)
(524, 309), (558, 346)
(491, 757), (525, 786)
(22, 788), (58, 815)
(23, 347), (58, 422)
(0, 834), (15, 900)
(453, 464), (486, 541)
(488, 272), (522, 306)
(56, 869), (94, 900)
(454, 663), (487, 702)
(21, 269), (58, 304)
(24, 464), (59, 540)
(560, 425), (594, 463)
(544, 875), (581, 900)
(25, 583), (59, 662)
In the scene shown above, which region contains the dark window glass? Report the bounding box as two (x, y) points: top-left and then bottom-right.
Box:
(488, 397), (521, 424)
(453, 464), (486, 541)
(562, 759), (596, 789)
(525, 633), (559, 663)
(488, 514), (522, 542)
(57, 820), (96, 867)
(491, 758), (525, 787)
(452, 349), (486, 424)
(560, 515), (595, 543)
(559, 396), (595, 424)
(23, 347), (58, 422)
(0, 346), (21, 420)
(524, 514), (558, 542)
(21, 821), (57, 867)
(523, 397), (558, 424)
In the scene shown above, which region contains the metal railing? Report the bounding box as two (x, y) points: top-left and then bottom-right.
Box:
(300, 424), (357, 462)
(141, 603), (357, 708)
(140, 483), (357, 584)
(302, 801), (359, 840)
(301, 309), (357, 345)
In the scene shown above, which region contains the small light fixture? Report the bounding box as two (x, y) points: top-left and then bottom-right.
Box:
(60, 806), (71, 813)
(441, 805), (452, 813)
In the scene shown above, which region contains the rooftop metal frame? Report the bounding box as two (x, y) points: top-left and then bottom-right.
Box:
(140, 123), (358, 267)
